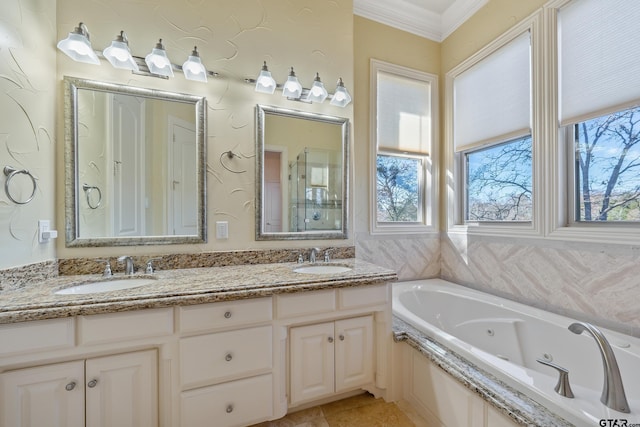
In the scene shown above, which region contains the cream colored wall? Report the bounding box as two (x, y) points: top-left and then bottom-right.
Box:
(440, 0), (640, 336)
(55, 0), (354, 259)
(352, 16), (440, 280)
(0, 0), (57, 270)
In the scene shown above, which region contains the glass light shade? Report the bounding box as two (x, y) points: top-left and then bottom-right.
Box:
(282, 67), (302, 99)
(182, 47), (207, 82)
(255, 61), (276, 94)
(57, 23), (100, 65)
(145, 39), (174, 77)
(305, 73), (328, 103)
(103, 31), (139, 71)
(330, 78), (352, 107)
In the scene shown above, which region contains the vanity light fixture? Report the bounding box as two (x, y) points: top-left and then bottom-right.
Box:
(255, 61), (277, 94)
(145, 39), (174, 77)
(329, 78), (352, 107)
(305, 72), (328, 103)
(282, 67), (303, 99)
(57, 22), (100, 65)
(248, 64), (351, 107)
(182, 46), (207, 82)
(103, 31), (139, 72)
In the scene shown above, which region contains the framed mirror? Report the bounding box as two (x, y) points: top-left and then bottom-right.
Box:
(64, 77), (207, 247)
(256, 104), (349, 240)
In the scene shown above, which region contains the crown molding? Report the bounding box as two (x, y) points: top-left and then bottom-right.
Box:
(354, 0), (488, 42)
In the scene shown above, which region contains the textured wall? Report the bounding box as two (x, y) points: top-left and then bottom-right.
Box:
(352, 16), (441, 278)
(54, 0), (354, 259)
(0, 0), (57, 270)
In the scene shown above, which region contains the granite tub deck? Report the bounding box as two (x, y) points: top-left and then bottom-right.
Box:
(392, 317), (574, 427)
(0, 259), (396, 324)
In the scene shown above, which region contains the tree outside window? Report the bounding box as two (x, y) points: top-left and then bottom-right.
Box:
(376, 154), (422, 222)
(575, 106), (640, 221)
(465, 136), (533, 221)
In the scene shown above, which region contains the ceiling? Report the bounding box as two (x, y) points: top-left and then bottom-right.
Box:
(353, 0), (488, 42)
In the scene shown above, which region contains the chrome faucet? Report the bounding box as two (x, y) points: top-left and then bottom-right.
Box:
(117, 255), (135, 275)
(309, 248), (320, 263)
(568, 322), (630, 413)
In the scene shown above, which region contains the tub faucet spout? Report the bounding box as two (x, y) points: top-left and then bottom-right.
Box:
(568, 321), (630, 413)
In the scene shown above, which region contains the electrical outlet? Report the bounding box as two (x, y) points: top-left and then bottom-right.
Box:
(216, 221), (229, 239)
(38, 220), (58, 243)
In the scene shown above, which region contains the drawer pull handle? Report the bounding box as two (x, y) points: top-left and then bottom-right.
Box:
(226, 404), (234, 413)
(225, 353), (233, 362)
(339, 334), (345, 341)
(65, 381), (76, 391)
(87, 379), (98, 388)
(328, 336), (334, 343)
(224, 311), (232, 319)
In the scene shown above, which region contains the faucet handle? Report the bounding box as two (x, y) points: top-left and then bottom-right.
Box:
(536, 358), (574, 398)
(145, 258), (162, 274)
(297, 253), (304, 264)
(96, 259), (112, 277)
(323, 250), (331, 263)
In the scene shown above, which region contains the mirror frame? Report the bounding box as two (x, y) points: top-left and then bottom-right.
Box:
(64, 76), (207, 247)
(255, 104), (349, 240)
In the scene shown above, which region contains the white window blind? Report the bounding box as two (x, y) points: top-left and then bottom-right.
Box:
(558, 0), (640, 126)
(377, 71), (431, 155)
(453, 31), (531, 152)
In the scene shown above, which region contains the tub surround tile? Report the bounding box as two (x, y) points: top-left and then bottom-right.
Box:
(57, 246), (356, 276)
(393, 317), (574, 427)
(0, 258), (395, 324)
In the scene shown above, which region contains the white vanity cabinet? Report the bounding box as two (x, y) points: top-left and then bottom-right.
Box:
(278, 283), (390, 408)
(290, 315), (373, 405)
(177, 297), (275, 427)
(0, 349), (157, 427)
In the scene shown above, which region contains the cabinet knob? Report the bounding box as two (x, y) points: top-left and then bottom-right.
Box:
(327, 336), (334, 343)
(225, 353), (233, 362)
(224, 311), (232, 319)
(65, 381), (76, 391)
(87, 379), (98, 388)
(339, 334), (345, 341)
(226, 404), (234, 413)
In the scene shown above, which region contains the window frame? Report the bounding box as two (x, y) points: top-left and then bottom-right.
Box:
(545, 0), (640, 244)
(446, 15), (544, 238)
(370, 59), (438, 235)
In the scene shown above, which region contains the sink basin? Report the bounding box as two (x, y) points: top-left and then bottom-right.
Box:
(55, 278), (156, 295)
(293, 265), (352, 275)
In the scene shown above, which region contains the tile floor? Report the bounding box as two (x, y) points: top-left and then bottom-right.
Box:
(250, 393), (427, 427)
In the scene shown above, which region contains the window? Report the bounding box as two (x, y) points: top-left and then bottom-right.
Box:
(558, 0), (640, 231)
(466, 136), (532, 221)
(573, 106), (640, 222)
(450, 28), (534, 228)
(371, 60), (438, 233)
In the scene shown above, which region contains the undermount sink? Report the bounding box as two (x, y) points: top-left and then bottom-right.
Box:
(55, 278), (156, 295)
(293, 264), (352, 275)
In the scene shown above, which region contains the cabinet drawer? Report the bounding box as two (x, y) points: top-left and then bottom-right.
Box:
(78, 308), (173, 345)
(178, 297), (272, 333)
(339, 284), (388, 309)
(276, 289), (336, 319)
(0, 318), (74, 357)
(180, 325), (272, 389)
(181, 374), (273, 427)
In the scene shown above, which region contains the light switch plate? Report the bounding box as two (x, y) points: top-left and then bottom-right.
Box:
(216, 221), (229, 239)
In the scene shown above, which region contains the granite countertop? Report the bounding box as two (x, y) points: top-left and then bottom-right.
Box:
(0, 259), (397, 324)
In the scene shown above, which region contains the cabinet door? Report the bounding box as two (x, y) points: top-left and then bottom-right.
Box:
(290, 322), (334, 405)
(335, 316), (374, 392)
(0, 360), (84, 427)
(85, 349), (158, 427)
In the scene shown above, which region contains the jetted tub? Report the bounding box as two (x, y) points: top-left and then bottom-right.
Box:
(393, 279), (640, 426)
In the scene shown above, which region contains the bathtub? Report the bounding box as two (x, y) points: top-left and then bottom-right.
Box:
(393, 279), (640, 426)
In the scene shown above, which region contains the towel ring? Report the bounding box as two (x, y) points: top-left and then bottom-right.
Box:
(3, 166), (37, 205)
(82, 183), (102, 209)
(220, 151), (247, 174)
